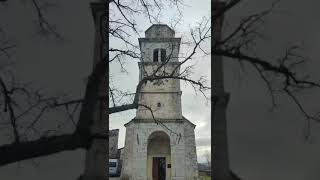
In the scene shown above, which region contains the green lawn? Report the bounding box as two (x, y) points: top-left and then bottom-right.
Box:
(199, 175), (211, 180)
(199, 172), (211, 180)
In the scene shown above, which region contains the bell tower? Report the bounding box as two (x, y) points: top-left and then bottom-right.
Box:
(136, 24), (182, 120)
(121, 24), (199, 180)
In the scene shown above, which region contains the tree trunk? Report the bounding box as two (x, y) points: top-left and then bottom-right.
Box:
(80, 2), (108, 180)
(212, 1), (232, 180)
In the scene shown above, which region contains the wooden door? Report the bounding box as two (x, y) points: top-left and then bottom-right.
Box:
(152, 157), (166, 180)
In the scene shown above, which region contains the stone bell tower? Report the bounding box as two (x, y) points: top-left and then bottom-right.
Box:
(121, 24), (199, 180)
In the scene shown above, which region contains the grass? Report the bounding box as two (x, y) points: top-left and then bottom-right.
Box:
(199, 175), (211, 180)
(199, 170), (211, 180)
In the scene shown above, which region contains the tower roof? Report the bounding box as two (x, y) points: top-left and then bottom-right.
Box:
(145, 24), (175, 38)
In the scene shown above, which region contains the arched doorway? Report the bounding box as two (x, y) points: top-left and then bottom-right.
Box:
(147, 131), (171, 180)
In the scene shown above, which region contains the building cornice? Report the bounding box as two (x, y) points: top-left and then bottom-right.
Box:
(124, 117), (196, 127)
(139, 37), (181, 42)
(139, 91), (182, 94)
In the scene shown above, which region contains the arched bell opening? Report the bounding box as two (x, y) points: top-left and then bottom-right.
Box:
(153, 49), (167, 62)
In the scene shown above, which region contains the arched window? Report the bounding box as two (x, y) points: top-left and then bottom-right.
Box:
(153, 49), (167, 62)
(161, 49), (166, 62)
(153, 49), (159, 62)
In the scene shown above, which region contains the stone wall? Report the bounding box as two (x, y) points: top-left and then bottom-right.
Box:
(136, 92), (182, 120)
(145, 24), (175, 38)
(136, 63), (182, 121)
(183, 119), (199, 179)
(121, 119), (198, 180)
(138, 62), (181, 91)
(139, 40), (180, 62)
(109, 129), (119, 159)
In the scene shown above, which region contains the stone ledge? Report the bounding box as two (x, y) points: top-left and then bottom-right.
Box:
(140, 91), (182, 94)
(139, 37), (181, 43)
(138, 61), (181, 65)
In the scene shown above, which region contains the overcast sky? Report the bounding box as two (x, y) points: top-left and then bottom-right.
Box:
(0, 0), (320, 180)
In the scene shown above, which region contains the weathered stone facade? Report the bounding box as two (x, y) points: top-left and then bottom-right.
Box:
(121, 24), (199, 180)
(109, 129), (119, 159)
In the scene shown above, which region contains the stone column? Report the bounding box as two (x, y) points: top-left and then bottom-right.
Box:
(170, 131), (186, 180)
(183, 122), (199, 180)
(120, 123), (135, 179)
(132, 128), (148, 180)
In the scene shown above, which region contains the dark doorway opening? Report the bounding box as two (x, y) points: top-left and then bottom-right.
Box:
(153, 49), (159, 62)
(152, 157), (166, 180)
